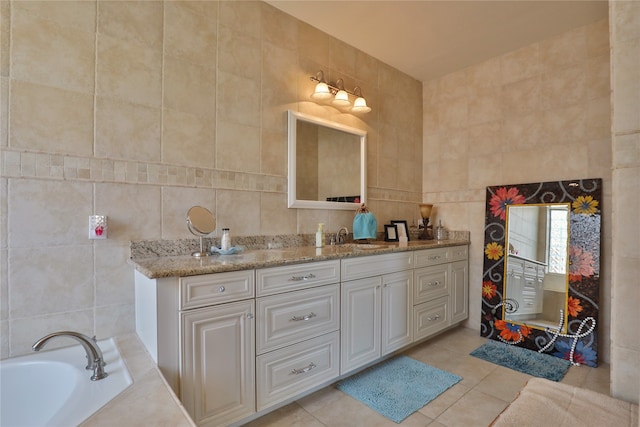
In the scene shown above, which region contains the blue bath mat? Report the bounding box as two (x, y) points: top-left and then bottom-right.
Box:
(470, 340), (571, 381)
(336, 356), (462, 423)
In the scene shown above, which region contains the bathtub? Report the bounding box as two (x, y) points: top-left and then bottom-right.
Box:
(0, 337), (132, 427)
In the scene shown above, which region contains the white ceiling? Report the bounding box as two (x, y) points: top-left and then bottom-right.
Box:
(265, 0), (608, 82)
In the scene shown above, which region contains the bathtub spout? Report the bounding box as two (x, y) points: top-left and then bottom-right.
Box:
(33, 331), (108, 381)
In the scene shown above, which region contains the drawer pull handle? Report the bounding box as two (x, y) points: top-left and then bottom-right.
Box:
(247, 313), (254, 319)
(289, 273), (316, 282)
(427, 315), (441, 321)
(429, 281), (440, 287)
(291, 312), (317, 322)
(290, 362), (316, 375)
(428, 255), (441, 260)
(218, 286), (225, 293)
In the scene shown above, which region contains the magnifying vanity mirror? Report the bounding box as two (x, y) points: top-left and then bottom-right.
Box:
(287, 110), (367, 210)
(187, 206), (216, 258)
(481, 179), (602, 367)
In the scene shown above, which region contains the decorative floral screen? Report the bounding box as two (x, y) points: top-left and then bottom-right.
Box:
(481, 178), (602, 367)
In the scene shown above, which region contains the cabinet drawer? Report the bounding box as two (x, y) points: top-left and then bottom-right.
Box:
(256, 260), (340, 296)
(256, 331), (340, 411)
(414, 296), (449, 341)
(341, 252), (413, 281)
(179, 270), (254, 310)
(450, 245), (468, 262)
(257, 284), (340, 354)
(414, 247), (450, 268)
(414, 264), (449, 304)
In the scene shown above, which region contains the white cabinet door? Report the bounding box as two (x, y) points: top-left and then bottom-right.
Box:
(450, 260), (468, 324)
(382, 270), (413, 355)
(340, 276), (382, 374)
(181, 300), (255, 427)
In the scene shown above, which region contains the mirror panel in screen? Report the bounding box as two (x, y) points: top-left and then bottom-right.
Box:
(288, 110), (366, 210)
(504, 204), (569, 332)
(481, 179), (602, 367)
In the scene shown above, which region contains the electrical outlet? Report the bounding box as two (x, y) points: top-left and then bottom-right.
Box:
(89, 215), (107, 239)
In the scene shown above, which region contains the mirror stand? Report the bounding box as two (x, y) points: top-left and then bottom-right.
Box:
(186, 206), (216, 258)
(192, 235), (208, 258)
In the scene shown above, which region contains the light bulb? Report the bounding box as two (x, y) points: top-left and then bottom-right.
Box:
(310, 82), (332, 100)
(332, 89), (351, 107)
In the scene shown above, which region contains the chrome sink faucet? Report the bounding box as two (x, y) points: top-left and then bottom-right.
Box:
(33, 331), (108, 381)
(336, 227), (349, 245)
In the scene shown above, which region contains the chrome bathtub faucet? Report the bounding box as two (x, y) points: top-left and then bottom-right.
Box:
(32, 331), (108, 381)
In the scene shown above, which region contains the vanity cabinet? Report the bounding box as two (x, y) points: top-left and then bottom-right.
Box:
(340, 252), (413, 374)
(413, 246), (468, 341)
(134, 243), (468, 427)
(506, 255), (545, 316)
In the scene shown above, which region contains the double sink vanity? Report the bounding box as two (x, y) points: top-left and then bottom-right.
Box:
(131, 238), (469, 427)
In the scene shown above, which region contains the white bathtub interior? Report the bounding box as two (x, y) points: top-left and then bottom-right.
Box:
(0, 337), (132, 427)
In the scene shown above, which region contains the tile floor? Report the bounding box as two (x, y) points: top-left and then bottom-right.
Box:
(244, 326), (610, 427)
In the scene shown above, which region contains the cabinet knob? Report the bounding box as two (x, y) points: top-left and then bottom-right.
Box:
(218, 286), (225, 293)
(247, 313), (254, 319)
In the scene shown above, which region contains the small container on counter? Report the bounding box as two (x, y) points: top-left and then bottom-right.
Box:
(221, 228), (231, 251)
(435, 220), (448, 241)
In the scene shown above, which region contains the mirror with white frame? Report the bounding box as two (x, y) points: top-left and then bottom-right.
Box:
(287, 110), (367, 210)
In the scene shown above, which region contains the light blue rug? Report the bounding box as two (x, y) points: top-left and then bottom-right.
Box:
(336, 356), (462, 423)
(470, 340), (571, 381)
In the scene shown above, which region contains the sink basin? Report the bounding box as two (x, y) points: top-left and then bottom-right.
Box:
(341, 243), (388, 250)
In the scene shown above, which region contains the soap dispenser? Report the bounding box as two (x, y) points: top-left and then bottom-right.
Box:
(315, 223), (325, 248)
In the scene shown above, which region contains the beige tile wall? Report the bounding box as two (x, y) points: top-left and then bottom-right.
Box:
(609, 0), (640, 404)
(0, 1), (422, 357)
(422, 19), (613, 362)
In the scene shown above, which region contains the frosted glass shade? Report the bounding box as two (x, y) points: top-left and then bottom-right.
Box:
(332, 89), (351, 106)
(419, 203), (433, 218)
(351, 96), (371, 113)
(311, 82), (332, 100)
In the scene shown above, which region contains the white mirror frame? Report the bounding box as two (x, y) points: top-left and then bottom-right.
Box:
(287, 110), (367, 210)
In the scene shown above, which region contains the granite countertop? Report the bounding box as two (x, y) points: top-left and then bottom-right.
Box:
(129, 239), (470, 279)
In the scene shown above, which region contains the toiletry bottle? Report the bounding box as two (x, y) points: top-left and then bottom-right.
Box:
(436, 220), (447, 241)
(315, 223), (324, 248)
(221, 228), (231, 251)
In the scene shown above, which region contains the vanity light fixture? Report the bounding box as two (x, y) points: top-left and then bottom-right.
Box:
(310, 71), (332, 101)
(351, 87), (371, 113)
(309, 70), (371, 113)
